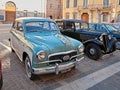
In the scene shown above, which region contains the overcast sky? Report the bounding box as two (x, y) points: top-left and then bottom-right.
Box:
(0, 0), (46, 12)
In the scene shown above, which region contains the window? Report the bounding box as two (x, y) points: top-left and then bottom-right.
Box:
(50, 4), (52, 8)
(103, 0), (109, 8)
(66, 13), (69, 19)
(26, 21), (59, 32)
(103, 13), (108, 22)
(17, 22), (23, 31)
(24, 10), (27, 17)
(74, 0), (77, 7)
(34, 11), (37, 17)
(83, 0), (88, 8)
(66, 0), (70, 8)
(73, 13), (77, 19)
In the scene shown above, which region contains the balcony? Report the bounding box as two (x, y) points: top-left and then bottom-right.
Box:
(77, 4), (114, 10)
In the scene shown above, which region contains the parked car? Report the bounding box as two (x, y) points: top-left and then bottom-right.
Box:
(9, 17), (84, 80)
(89, 23), (120, 41)
(55, 19), (117, 60)
(0, 60), (3, 89)
(109, 23), (120, 31)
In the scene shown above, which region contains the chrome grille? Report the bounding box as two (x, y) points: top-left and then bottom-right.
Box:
(48, 50), (77, 64)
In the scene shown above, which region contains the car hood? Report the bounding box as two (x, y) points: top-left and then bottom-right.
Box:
(25, 32), (78, 54)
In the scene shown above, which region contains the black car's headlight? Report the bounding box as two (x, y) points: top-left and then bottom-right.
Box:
(78, 44), (84, 52)
(37, 51), (46, 60)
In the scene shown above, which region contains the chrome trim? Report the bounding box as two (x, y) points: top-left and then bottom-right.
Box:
(37, 50), (45, 55)
(48, 50), (77, 58)
(32, 56), (84, 75)
(34, 59), (62, 64)
(34, 52), (84, 65)
(70, 53), (84, 60)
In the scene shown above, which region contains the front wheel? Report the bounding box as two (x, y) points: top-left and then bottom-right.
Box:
(85, 43), (102, 60)
(25, 56), (35, 80)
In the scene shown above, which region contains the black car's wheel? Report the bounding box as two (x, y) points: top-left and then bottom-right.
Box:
(25, 56), (35, 80)
(85, 43), (102, 60)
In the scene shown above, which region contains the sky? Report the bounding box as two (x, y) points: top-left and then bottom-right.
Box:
(0, 0), (46, 12)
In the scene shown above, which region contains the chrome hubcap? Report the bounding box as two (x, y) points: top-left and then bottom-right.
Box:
(89, 48), (96, 55)
(25, 57), (31, 78)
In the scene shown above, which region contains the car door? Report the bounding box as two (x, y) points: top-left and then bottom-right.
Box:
(63, 21), (80, 40)
(11, 21), (24, 60)
(10, 21), (19, 52)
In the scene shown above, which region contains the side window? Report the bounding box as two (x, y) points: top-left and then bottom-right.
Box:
(97, 24), (107, 32)
(17, 22), (23, 31)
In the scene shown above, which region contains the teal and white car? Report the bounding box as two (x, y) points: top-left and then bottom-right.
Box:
(9, 17), (84, 80)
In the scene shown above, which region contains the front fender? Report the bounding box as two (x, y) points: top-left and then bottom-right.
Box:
(83, 39), (103, 46)
(106, 37), (117, 53)
(83, 39), (105, 51)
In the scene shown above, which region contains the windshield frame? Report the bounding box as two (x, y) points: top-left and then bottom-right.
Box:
(25, 21), (59, 33)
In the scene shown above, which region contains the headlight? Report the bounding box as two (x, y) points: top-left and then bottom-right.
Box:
(37, 51), (46, 60)
(78, 45), (84, 52)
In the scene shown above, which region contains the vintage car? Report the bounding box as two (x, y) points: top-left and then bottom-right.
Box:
(109, 23), (120, 31)
(89, 23), (120, 41)
(9, 17), (84, 80)
(0, 60), (3, 89)
(55, 19), (117, 60)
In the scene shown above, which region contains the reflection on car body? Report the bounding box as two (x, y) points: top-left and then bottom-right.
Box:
(9, 17), (84, 80)
(56, 19), (117, 60)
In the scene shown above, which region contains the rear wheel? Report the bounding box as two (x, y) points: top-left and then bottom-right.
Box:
(85, 43), (102, 60)
(25, 56), (35, 80)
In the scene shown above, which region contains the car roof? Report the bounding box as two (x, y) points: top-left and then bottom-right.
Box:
(15, 17), (54, 23)
(55, 19), (87, 23)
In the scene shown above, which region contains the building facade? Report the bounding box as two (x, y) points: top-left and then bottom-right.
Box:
(62, 0), (120, 23)
(46, 0), (62, 19)
(0, 0), (46, 23)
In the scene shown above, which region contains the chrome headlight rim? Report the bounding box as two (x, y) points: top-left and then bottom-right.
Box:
(78, 44), (84, 52)
(37, 51), (46, 60)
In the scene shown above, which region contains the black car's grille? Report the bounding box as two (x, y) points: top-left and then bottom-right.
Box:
(48, 51), (77, 65)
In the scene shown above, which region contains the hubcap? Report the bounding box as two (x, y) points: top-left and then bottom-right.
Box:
(89, 48), (96, 55)
(25, 57), (31, 78)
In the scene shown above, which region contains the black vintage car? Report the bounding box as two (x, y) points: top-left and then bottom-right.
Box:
(56, 19), (117, 60)
(89, 23), (120, 41)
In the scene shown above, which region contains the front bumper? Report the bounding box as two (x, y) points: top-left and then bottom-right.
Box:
(32, 56), (84, 75)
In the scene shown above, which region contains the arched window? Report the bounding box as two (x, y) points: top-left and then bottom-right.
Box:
(5, 1), (16, 11)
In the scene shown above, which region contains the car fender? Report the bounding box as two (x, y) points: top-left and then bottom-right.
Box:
(106, 37), (117, 52)
(83, 39), (104, 50)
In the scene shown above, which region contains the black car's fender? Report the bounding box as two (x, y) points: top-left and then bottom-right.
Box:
(106, 37), (117, 53)
(83, 39), (105, 51)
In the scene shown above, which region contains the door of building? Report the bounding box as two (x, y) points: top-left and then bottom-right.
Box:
(81, 13), (89, 22)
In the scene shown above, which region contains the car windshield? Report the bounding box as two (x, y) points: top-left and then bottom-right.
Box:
(25, 21), (59, 32)
(105, 24), (118, 32)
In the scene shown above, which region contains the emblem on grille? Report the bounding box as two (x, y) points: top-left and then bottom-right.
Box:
(63, 55), (70, 61)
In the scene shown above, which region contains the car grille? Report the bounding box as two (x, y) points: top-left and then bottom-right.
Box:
(48, 51), (77, 65)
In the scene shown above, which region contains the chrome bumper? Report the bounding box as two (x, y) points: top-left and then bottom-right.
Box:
(32, 57), (84, 75)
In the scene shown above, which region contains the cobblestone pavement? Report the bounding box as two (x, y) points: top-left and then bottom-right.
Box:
(0, 25), (120, 90)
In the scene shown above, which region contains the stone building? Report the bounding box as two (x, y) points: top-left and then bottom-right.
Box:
(62, 0), (120, 23)
(0, 0), (45, 23)
(46, 0), (62, 19)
